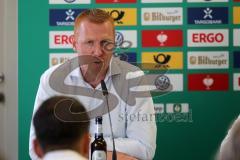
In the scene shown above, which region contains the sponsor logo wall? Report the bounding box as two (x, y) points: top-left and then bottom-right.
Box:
(47, 0), (240, 112)
(47, 0), (239, 89)
(47, 0), (240, 105)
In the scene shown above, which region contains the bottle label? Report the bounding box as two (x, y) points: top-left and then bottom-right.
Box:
(96, 124), (103, 134)
(92, 150), (106, 160)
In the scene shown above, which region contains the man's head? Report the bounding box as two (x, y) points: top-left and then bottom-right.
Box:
(33, 96), (90, 158)
(73, 9), (115, 84)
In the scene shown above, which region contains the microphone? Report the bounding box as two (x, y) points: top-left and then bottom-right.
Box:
(101, 80), (117, 160)
(101, 80), (108, 96)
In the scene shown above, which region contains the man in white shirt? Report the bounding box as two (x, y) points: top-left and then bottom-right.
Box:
(29, 9), (157, 160)
(33, 96), (89, 160)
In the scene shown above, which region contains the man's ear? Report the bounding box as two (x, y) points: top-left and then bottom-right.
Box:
(33, 139), (44, 158)
(72, 36), (77, 51)
(78, 133), (90, 158)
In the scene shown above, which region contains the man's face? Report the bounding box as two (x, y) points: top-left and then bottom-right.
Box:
(73, 19), (115, 81)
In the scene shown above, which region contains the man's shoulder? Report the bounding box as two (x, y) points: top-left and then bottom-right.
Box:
(38, 64), (63, 91)
(42, 64), (61, 75)
(40, 64), (61, 80)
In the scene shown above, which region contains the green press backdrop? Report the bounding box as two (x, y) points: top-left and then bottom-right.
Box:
(19, 0), (240, 159)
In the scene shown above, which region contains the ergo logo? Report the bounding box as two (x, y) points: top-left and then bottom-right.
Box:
(188, 29), (228, 47)
(192, 33), (224, 43)
(54, 34), (74, 45)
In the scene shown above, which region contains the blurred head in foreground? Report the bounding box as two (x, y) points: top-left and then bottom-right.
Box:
(33, 96), (90, 159)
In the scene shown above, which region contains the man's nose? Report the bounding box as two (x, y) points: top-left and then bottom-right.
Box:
(93, 43), (104, 57)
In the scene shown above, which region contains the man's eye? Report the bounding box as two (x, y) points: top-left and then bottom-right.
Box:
(101, 40), (113, 47)
(86, 41), (94, 45)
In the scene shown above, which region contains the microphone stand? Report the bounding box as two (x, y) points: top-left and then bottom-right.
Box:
(101, 80), (117, 160)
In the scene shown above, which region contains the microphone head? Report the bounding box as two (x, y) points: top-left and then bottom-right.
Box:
(101, 80), (108, 96)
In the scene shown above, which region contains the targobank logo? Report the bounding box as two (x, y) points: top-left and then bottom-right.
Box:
(49, 9), (84, 26)
(188, 7), (228, 25)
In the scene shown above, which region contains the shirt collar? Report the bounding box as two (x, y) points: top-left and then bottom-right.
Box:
(43, 150), (87, 160)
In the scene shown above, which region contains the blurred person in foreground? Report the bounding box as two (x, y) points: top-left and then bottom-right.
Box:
(217, 115), (240, 160)
(33, 96), (90, 160)
(29, 9), (156, 160)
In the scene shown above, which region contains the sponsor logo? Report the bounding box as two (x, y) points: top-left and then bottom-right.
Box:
(154, 104), (164, 114)
(49, 53), (77, 67)
(113, 30), (136, 57)
(234, 51), (240, 68)
(142, 8), (183, 25)
(233, 73), (240, 91)
(155, 75), (171, 91)
(155, 103), (190, 113)
(115, 30), (137, 48)
(188, 74), (229, 91)
(96, 0), (136, 3)
(102, 8), (137, 26)
(154, 54), (171, 65)
(142, 30), (183, 47)
(234, 29), (240, 46)
(233, 7), (240, 24)
(49, 9), (84, 26)
(188, 7), (228, 25)
(123, 103), (192, 123)
(154, 74), (183, 92)
(115, 32), (124, 46)
(142, 52), (183, 69)
(188, 29), (229, 47)
(188, 51), (229, 69)
(166, 103), (189, 113)
(49, 0), (90, 4)
(49, 31), (74, 49)
(187, 0), (228, 2)
(142, 0), (183, 3)
(156, 103), (193, 123)
(118, 52), (137, 64)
